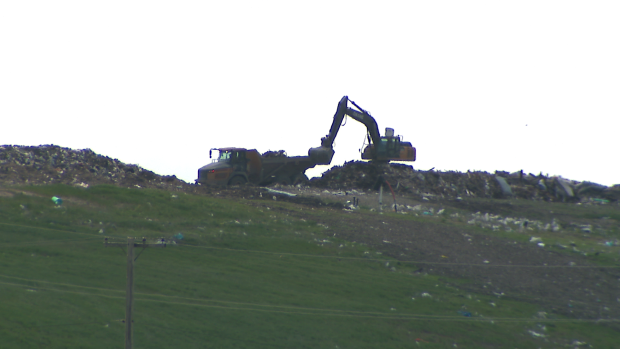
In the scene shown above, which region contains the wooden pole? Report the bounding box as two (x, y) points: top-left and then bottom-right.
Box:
(125, 237), (135, 349)
(104, 237), (166, 349)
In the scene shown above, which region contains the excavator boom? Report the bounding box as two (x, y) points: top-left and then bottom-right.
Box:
(309, 96), (415, 164)
(320, 96), (382, 149)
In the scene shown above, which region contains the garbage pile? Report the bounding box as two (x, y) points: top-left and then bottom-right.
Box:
(262, 150), (287, 158)
(309, 161), (620, 202)
(0, 145), (191, 190)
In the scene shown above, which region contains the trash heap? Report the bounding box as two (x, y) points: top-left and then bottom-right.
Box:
(0, 145), (191, 190)
(309, 161), (620, 202)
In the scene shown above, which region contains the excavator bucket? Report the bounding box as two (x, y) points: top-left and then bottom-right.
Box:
(308, 146), (334, 165)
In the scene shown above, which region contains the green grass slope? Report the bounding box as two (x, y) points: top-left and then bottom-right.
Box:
(0, 185), (618, 348)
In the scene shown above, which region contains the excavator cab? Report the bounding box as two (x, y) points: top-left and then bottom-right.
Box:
(361, 128), (416, 162)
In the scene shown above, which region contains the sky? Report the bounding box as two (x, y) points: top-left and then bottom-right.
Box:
(1, 1), (619, 186)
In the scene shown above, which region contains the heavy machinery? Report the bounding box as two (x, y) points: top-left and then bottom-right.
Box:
(198, 96), (415, 186)
(308, 96), (416, 165)
(197, 148), (316, 186)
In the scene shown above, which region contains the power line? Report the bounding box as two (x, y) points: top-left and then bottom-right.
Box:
(0, 222), (103, 237)
(2, 222), (617, 269)
(0, 237), (101, 247)
(3, 321), (106, 329)
(178, 244), (620, 268)
(2, 278), (618, 324)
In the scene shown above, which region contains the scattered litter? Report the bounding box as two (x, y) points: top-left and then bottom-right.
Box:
(592, 198), (610, 204)
(174, 233), (184, 240)
(421, 292), (432, 298)
(527, 330), (546, 338)
(0, 145), (189, 191)
(308, 161), (620, 202)
(529, 237), (542, 243)
(51, 196), (62, 205)
(495, 176), (513, 197)
(555, 177), (575, 199)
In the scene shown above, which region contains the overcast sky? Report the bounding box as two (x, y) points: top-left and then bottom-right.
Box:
(1, 1), (618, 186)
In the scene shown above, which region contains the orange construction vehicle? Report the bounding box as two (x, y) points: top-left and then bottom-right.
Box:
(198, 96), (415, 186)
(197, 148), (316, 186)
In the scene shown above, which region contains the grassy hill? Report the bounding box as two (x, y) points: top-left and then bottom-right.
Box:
(0, 184), (619, 348)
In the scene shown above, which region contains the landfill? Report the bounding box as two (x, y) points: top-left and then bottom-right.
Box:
(308, 161), (620, 203)
(1, 145), (619, 204)
(0, 145), (191, 191)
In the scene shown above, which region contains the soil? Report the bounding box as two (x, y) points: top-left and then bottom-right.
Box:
(237, 185), (620, 323)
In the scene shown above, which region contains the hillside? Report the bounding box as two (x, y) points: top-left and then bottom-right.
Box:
(1, 145), (619, 348)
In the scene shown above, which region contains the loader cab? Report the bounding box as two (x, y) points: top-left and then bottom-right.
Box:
(211, 148), (247, 163)
(211, 148), (248, 172)
(218, 150), (231, 161)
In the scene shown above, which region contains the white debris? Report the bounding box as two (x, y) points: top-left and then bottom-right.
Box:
(528, 330), (546, 338)
(264, 188), (297, 197)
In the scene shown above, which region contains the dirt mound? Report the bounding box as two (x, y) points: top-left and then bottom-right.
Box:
(0, 145), (192, 191)
(309, 161), (619, 202)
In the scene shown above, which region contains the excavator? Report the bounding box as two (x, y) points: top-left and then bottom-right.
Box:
(309, 96), (416, 165)
(198, 96), (415, 186)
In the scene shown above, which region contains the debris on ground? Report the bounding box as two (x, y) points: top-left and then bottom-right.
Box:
(0, 145), (192, 191)
(263, 188), (297, 197)
(308, 161), (620, 202)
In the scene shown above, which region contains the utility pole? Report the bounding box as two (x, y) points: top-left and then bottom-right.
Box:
(105, 237), (166, 349)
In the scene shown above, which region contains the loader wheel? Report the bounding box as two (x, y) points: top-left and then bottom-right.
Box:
(228, 176), (247, 186)
(291, 173), (309, 185)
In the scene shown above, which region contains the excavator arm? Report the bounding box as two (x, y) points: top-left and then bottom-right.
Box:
(309, 96), (415, 165)
(319, 96), (382, 149)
